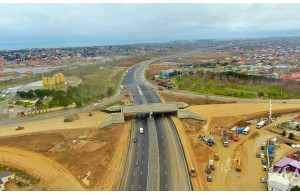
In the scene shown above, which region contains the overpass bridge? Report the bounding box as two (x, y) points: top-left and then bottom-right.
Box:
(97, 102), (205, 129)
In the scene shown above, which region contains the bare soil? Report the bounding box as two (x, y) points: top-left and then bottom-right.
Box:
(0, 98), (132, 191)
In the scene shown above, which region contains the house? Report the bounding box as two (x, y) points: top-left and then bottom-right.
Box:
(268, 172), (290, 191)
(273, 157), (300, 173)
(161, 69), (175, 76)
(0, 171), (15, 191)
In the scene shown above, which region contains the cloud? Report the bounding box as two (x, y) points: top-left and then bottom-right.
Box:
(0, 4), (299, 44)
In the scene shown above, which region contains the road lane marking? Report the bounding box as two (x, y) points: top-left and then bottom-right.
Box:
(141, 171), (143, 175)
(131, 185), (133, 190)
(166, 184), (168, 189)
(134, 171), (135, 176)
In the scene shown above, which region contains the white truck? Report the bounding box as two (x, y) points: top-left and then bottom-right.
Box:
(243, 126), (250, 135)
(222, 136), (229, 147)
(139, 127), (144, 134)
(120, 85), (124, 90)
(256, 121), (266, 129)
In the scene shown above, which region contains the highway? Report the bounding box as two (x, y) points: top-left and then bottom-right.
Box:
(120, 59), (192, 191)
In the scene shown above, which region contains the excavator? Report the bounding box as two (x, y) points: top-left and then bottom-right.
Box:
(214, 153), (219, 160)
(233, 128), (239, 141)
(236, 157), (242, 171)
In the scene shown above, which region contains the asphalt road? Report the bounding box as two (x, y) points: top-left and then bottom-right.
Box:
(120, 58), (192, 191)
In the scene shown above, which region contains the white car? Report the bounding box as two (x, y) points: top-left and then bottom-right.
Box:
(260, 154), (265, 158)
(93, 103), (100, 107)
(209, 160), (214, 165)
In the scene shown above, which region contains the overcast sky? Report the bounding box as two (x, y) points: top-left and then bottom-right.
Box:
(0, 4), (300, 46)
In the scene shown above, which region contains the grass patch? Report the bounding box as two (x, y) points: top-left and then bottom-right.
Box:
(105, 100), (125, 108)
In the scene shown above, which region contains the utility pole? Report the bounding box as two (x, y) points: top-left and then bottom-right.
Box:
(269, 99), (272, 123)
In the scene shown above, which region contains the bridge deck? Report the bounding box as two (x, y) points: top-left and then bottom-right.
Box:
(122, 103), (178, 114)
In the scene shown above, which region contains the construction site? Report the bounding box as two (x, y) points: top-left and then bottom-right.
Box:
(157, 91), (300, 191)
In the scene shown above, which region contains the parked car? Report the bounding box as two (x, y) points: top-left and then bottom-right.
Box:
(262, 160), (266, 165)
(207, 175), (212, 182)
(205, 166), (211, 174)
(15, 126), (24, 131)
(260, 177), (266, 183)
(210, 165), (215, 171)
(134, 137), (137, 143)
(256, 153), (261, 158)
(263, 166), (267, 171)
(282, 101), (287, 104)
(209, 160), (214, 165)
(260, 154), (265, 158)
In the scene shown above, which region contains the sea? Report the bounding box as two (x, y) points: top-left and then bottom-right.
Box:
(0, 40), (165, 51)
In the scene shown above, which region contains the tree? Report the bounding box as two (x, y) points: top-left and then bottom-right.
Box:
(107, 87), (113, 96)
(282, 130), (287, 137)
(291, 186), (300, 191)
(258, 91), (264, 97)
(289, 133), (294, 139)
(35, 100), (43, 110)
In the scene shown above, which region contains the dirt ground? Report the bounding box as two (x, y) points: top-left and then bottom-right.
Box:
(0, 98), (132, 191)
(0, 146), (84, 191)
(158, 92), (300, 191)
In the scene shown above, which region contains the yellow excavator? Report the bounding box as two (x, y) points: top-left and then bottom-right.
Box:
(214, 153), (219, 160)
(236, 157), (242, 171)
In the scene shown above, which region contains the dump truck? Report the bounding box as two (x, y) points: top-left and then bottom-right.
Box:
(64, 118), (73, 122)
(256, 121), (266, 129)
(243, 126), (250, 135)
(236, 157), (242, 171)
(223, 136), (229, 147)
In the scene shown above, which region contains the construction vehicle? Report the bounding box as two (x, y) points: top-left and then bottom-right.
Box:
(207, 136), (214, 146)
(243, 126), (250, 135)
(214, 153), (219, 160)
(88, 112), (93, 116)
(64, 118), (73, 122)
(223, 136), (229, 147)
(207, 175), (212, 182)
(256, 121), (266, 129)
(158, 86), (164, 91)
(236, 157), (242, 171)
(190, 168), (197, 177)
(233, 128), (239, 141)
(15, 126), (24, 131)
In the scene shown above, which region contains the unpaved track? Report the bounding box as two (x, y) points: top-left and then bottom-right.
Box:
(0, 147), (84, 191)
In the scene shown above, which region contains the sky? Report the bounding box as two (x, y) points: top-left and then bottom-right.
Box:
(0, 4), (300, 48)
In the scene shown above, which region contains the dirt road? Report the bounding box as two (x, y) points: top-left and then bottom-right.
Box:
(0, 147), (84, 191)
(0, 111), (109, 138)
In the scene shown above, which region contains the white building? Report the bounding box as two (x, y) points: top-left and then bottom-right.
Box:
(0, 171), (15, 191)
